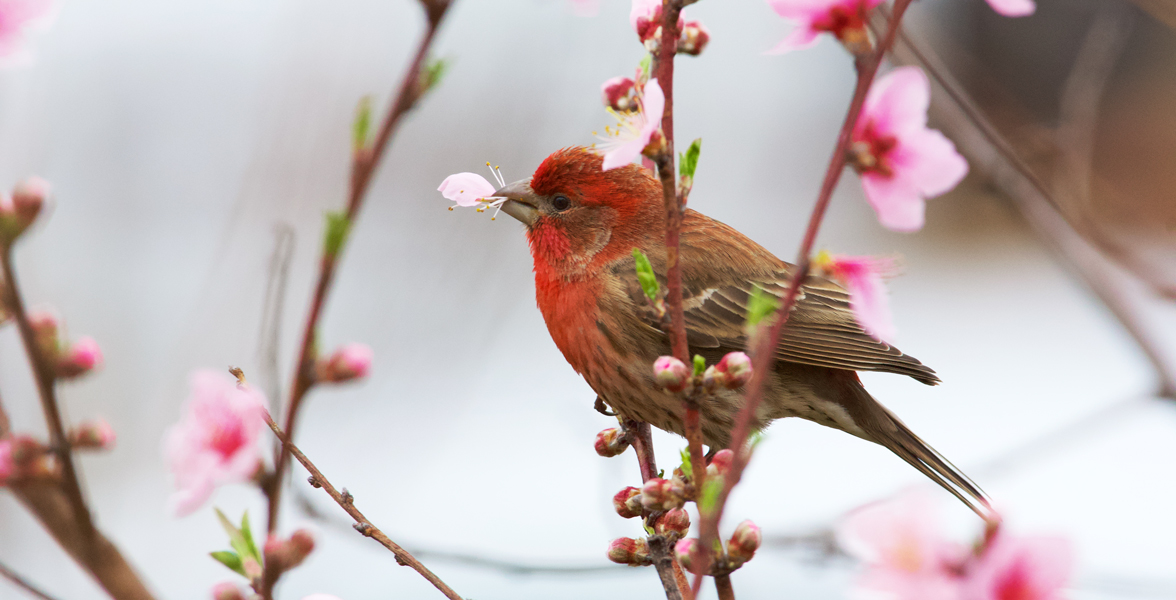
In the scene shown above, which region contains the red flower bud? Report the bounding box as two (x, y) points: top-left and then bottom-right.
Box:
(613, 486), (643, 519)
(28, 310), (60, 357)
(600, 76), (636, 112)
(674, 538), (698, 573)
(706, 448), (734, 480)
(316, 343), (372, 383)
(726, 519), (761, 566)
(594, 427), (630, 458)
(264, 529), (316, 571)
(714, 352), (752, 389)
(653, 356), (691, 393)
(654, 507), (691, 537)
(2, 435), (51, 481)
(678, 21), (710, 56)
(12, 177), (47, 225)
(607, 536), (652, 566)
(56, 336), (103, 379)
(211, 582), (246, 600)
(641, 477), (684, 511)
(70, 418), (116, 450)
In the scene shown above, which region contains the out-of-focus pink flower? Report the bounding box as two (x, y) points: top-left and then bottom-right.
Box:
(0, 0), (54, 68)
(57, 335), (102, 378)
(568, 0), (599, 17)
(607, 536), (652, 566)
(630, 0), (661, 38)
(317, 342), (372, 383)
(851, 66), (968, 232)
(601, 76), (636, 112)
(438, 172), (497, 208)
(675, 538), (698, 572)
(706, 448), (733, 479)
(165, 370), (266, 516)
(70, 417), (116, 450)
(599, 78), (664, 171)
(726, 519), (762, 567)
(766, 0), (881, 54)
(964, 533), (1072, 600)
(838, 493), (966, 600)
(652, 354), (690, 393)
(211, 582), (246, 600)
(986, 0), (1034, 17)
(678, 20), (710, 56)
(301, 596), (343, 600)
(0, 438), (14, 484)
(814, 251), (897, 341)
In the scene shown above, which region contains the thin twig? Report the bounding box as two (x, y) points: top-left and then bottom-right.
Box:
(0, 249), (93, 537)
(714, 573), (735, 600)
(269, 0), (453, 533)
(262, 411), (465, 600)
(690, 2), (914, 596)
(625, 419), (686, 600)
(0, 561), (59, 600)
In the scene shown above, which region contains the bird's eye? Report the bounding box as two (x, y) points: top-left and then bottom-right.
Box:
(552, 195), (572, 212)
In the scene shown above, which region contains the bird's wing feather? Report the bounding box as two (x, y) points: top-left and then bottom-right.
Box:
(614, 210), (940, 385)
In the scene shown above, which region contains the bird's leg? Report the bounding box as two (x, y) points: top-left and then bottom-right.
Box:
(594, 395), (617, 417)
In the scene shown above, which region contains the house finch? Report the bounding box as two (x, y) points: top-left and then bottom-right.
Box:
(495, 146), (987, 516)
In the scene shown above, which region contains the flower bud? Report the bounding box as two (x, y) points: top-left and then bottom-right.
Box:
(712, 352), (752, 390)
(264, 529), (316, 571)
(600, 76), (636, 112)
(0, 439), (13, 484)
(706, 449), (734, 480)
(653, 356), (691, 393)
(28, 310), (60, 357)
(641, 477), (684, 512)
(56, 336), (103, 379)
(594, 427), (630, 458)
(674, 538), (697, 573)
(613, 486), (643, 519)
(654, 507), (691, 537)
(677, 21), (710, 56)
(11, 177), (48, 226)
(316, 343), (372, 383)
(211, 582), (246, 600)
(726, 519), (761, 567)
(70, 418), (116, 450)
(607, 536), (652, 566)
(5, 435), (51, 480)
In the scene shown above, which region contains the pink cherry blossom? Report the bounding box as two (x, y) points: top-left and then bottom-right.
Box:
(964, 534), (1072, 600)
(211, 582), (246, 600)
(986, 0), (1034, 17)
(0, 0), (54, 67)
(71, 417), (116, 450)
(318, 342), (373, 383)
(0, 438), (13, 484)
(601, 76), (636, 111)
(852, 66), (968, 232)
(438, 172), (497, 208)
(838, 492), (966, 600)
(814, 251), (897, 341)
(765, 0), (881, 54)
(630, 0), (660, 34)
(65, 335), (102, 368)
(599, 78), (664, 171)
(165, 370), (266, 516)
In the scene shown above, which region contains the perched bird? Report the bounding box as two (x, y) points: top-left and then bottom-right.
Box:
(495, 146), (987, 516)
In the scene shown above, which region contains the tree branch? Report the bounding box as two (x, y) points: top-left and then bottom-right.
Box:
(262, 411), (464, 600)
(0, 560), (60, 600)
(690, 2), (914, 596)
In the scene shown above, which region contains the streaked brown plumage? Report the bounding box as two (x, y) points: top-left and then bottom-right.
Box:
(496, 147), (988, 516)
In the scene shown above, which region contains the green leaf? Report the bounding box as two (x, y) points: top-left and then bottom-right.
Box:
(638, 54), (653, 79)
(323, 210), (351, 258)
(678, 448), (693, 479)
(698, 478), (723, 513)
(420, 56), (449, 96)
(746, 285), (780, 328)
(215, 508), (252, 565)
(352, 96), (373, 152)
(239, 511), (259, 563)
(692, 354), (706, 377)
(748, 431), (766, 450)
(632, 248), (659, 300)
(210, 550), (246, 577)
(679, 138), (702, 181)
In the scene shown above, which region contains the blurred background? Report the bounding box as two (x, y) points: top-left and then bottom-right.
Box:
(0, 0), (1174, 598)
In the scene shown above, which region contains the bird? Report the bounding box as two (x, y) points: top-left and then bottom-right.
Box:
(493, 146), (988, 517)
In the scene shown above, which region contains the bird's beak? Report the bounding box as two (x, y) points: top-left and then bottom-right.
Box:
(494, 178), (540, 226)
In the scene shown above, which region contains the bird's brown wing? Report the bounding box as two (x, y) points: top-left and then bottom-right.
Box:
(615, 211), (940, 385)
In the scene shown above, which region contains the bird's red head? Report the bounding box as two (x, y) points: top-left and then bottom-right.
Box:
(497, 147), (663, 280)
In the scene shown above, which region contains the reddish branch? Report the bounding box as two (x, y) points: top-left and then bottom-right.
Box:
(268, 0), (452, 534)
(689, 1), (915, 597)
(262, 412), (464, 600)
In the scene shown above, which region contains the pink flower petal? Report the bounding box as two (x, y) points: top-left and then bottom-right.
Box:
(629, 0), (660, 32)
(986, 0), (1035, 17)
(861, 171), (926, 232)
(859, 66), (930, 139)
(965, 534), (1072, 600)
(438, 172), (497, 207)
(602, 78), (663, 171)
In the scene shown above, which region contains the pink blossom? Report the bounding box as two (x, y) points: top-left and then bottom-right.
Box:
(0, 438), (13, 484)
(438, 172), (497, 208)
(851, 66), (968, 232)
(838, 493), (966, 600)
(57, 335), (102, 377)
(964, 534), (1072, 600)
(0, 0), (53, 67)
(986, 0), (1034, 17)
(766, 0), (881, 54)
(317, 343), (373, 383)
(601, 76), (636, 111)
(70, 417), (116, 450)
(630, 0), (660, 35)
(165, 370), (266, 516)
(211, 582), (246, 600)
(814, 251), (897, 341)
(599, 78), (664, 171)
